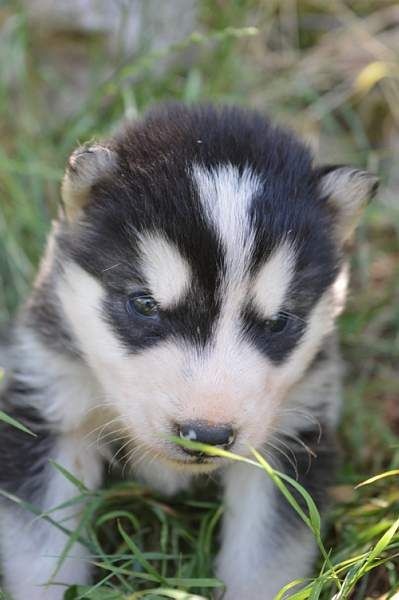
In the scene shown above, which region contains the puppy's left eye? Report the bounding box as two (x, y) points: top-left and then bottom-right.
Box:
(127, 293), (159, 318)
(266, 312), (289, 333)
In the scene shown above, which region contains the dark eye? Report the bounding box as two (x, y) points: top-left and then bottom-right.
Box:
(266, 312), (289, 334)
(127, 293), (159, 318)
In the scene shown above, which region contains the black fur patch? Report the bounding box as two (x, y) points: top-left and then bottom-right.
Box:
(56, 103), (341, 361)
(0, 377), (55, 503)
(25, 266), (81, 359)
(241, 306), (307, 364)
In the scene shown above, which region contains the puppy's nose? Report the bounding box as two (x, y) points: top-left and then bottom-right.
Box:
(177, 421), (235, 455)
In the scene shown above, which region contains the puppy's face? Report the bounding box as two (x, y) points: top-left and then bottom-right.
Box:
(56, 105), (377, 471)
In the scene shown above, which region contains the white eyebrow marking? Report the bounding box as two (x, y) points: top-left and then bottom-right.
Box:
(138, 233), (191, 307)
(193, 163), (267, 358)
(252, 242), (296, 317)
(192, 163), (261, 279)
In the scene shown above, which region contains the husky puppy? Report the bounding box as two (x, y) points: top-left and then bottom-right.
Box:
(0, 104), (377, 599)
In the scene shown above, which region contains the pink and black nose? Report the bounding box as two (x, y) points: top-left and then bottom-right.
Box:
(177, 421), (236, 455)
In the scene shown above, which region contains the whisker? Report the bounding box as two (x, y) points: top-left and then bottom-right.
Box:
(82, 398), (116, 419)
(270, 435), (299, 467)
(91, 426), (129, 449)
(108, 438), (134, 472)
(278, 428), (318, 459)
(122, 445), (156, 478)
(275, 408), (323, 441)
(101, 263), (122, 273)
(84, 416), (123, 442)
(280, 310), (306, 325)
(265, 439), (299, 480)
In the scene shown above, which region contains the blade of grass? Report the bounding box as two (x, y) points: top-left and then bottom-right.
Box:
(0, 409), (36, 436)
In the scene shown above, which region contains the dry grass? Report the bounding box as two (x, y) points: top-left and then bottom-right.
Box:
(0, 1), (398, 598)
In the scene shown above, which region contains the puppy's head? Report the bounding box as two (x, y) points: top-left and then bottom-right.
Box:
(56, 104), (377, 471)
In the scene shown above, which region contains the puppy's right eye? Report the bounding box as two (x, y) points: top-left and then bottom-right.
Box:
(266, 312), (289, 334)
(126, 293), (159, 318)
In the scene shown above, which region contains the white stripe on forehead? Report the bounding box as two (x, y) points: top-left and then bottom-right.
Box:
(252, 241), (296, 317)
(138, 233), (191, 307)
(193, 163), (261, 277)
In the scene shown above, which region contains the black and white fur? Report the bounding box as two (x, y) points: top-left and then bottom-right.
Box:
(0, 104), (377, 599)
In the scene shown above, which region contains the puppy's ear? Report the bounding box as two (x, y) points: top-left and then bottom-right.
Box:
(318, 165), (379, 243)
(61, 144), (117, 220)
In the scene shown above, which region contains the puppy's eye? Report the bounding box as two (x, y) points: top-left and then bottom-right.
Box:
(266, 312), (289, 333)
(127, 293), (159, 318)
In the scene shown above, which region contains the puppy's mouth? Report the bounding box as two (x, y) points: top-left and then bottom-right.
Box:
(109, 434), (226, 473)
(157, 451), (223, 472)
(157, 431), (240, 472)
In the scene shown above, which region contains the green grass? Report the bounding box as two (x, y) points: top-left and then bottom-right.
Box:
(1, 1), (399, 598)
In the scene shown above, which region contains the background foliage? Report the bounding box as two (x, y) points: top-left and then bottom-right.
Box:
(0, 1), (398, 598)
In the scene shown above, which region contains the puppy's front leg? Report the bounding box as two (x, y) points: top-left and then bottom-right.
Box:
(0, 421), (103, 600)
(217, 428), (336, 599)
(218, 469), (315, 596)
(217, 463), (315, 599)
